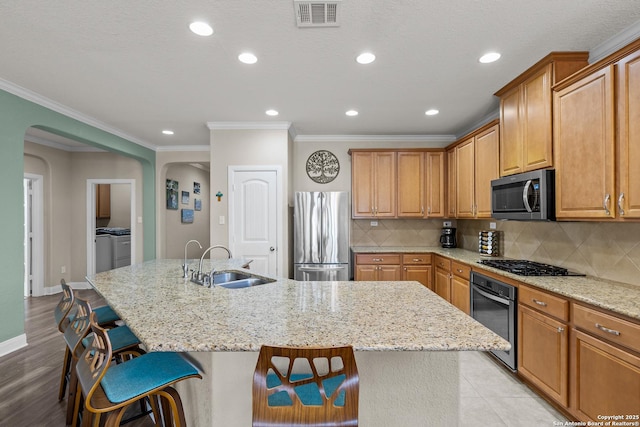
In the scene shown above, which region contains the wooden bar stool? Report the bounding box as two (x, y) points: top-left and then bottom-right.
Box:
(65, 298), (144, 426)
(75, 313), (201, 427)
(57, 280), (123, 402)
(253, 345), (359, 427)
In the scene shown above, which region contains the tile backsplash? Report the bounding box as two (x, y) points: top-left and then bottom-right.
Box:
(351, 219), (640, 286)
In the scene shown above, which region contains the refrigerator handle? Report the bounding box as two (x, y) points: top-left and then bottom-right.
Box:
(298, 266), (346, 271)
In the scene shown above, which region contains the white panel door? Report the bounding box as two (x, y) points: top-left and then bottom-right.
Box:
(230, 169), (278, 276)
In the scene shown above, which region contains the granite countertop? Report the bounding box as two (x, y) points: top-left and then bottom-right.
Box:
(352, 246), (640, 321)
(86, 259), (509, 353)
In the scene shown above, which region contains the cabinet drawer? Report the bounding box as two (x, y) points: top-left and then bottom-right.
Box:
(434, 255), (451, 271)
(451, 261), (470, 279)
(573, 304), (640, 353)
(355, 254), (400, 265)
(519, 285), (569, 322)
(401, 254), (432, 265)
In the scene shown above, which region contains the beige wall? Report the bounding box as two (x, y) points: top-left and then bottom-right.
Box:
(210, 128), (290, 276)
(164, 163), (211, 259)
(156, 150), (210, 258)
(23, 142), (143, 286)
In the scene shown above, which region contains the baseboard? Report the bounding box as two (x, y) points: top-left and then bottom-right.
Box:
(0, 334), (27, 358)
(43, 281), (92, 296)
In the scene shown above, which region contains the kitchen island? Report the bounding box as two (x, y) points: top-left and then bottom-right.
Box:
(87, 259), (509, 426)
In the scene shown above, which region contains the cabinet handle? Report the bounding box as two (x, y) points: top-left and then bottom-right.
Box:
(372, 258), (383, 262)
(412, 258), (423, 262)
(595, 323), (621, 336)
(456, 268), (463, 273)
(618, 193), (625, 216)
(421, 207), (425, 215)
(603, 194), (611, 216)
(371, 206), (374, 216)
(557, 327), (565, 333)
(404, 267), (407, 271)
(427, 206), (431, 215)
(532, 299), (547, 307)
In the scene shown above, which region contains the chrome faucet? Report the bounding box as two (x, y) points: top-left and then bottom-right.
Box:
(182, 240), (203, 278)
(191, 245), (233, 285)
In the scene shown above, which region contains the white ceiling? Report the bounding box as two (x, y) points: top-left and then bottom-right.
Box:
(3, 1), (640, 150)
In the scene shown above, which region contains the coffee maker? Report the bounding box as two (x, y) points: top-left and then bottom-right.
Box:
(440, 227), (457, 248)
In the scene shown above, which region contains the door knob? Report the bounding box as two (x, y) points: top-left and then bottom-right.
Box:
(269, 247), (275, 252)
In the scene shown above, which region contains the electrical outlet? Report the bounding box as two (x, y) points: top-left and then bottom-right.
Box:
(443, 221), (452, 227)
(370, 221), (378, 227)
(61, 265), (66, 274)
(489, 222), (497, 230)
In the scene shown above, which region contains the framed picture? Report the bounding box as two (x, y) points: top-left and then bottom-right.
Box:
(194, 182), (201, 194)
(181, 209), (194, 223)
(181, 191), (189, 204)
(194, 199), (202, 211)
(166, 179), (178, 210)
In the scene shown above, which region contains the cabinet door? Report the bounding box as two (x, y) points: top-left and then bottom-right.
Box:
(554, 66), (615, 219)
(354, 264), (377, 281)
(96, 184), (111, 219)
(450, 276), (469, 315)
(518, 305), (568, 406)
(403, 265), (432, 290)
(499, 86), (523, 176)
(373, 152), (397, 217)
(397, 152), (424, 217)
(571, 329), (640, 421)
(351, 152), (375, 218)
(455, 138), (475, 218)
(425, 152), (445, 218)
(434, 268), (451, 301)
(446, 148), (456, 218)
(617, 49), (640, 218)
(378, 265), (402, 281)
(523, 64), (553, 171)
(474, 124), (500, 218)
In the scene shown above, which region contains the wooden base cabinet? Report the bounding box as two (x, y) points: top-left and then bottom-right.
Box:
(401, 254), (432, 290)
(450, 262), (470, 315)
(354, 254), (401, 281)
(434, 256), (452, 301)
(518, 304), (568, 406)
(570, 329), (640, 421)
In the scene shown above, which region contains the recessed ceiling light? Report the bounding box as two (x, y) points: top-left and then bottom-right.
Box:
(162, 130), (174, 135)
(479, 52), (501, 63)
(345, 110), (358, 116)
(356, 52), (376, 64)
(238, 52), (258, 64)
(189, 21), (213, 37)
(265, 109), (279, 116)
(425, 109), (439, 116)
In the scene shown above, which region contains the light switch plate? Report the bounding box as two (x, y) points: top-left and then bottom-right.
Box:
(489, 222), (497, 229)
(219, 216), (225, 225)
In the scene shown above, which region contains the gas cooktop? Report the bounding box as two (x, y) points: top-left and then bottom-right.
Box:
(478, 259), (585, 276)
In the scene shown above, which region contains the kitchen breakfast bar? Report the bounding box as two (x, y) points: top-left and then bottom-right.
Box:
(87, 259), (509, 426)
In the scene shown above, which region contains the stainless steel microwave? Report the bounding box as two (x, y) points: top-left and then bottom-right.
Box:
(491, 169), (555, 221)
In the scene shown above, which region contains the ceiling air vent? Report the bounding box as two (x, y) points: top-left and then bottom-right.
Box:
(294, 0), (341, 27)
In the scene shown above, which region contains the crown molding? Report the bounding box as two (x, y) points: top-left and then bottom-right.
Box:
(206, 121), (292, 131)
(454, 109), (500, 140)
(590, 21), (640, 63)
(155, 145), (210, 153)
(0, 78), (156, 151)
(294, 134), (457, 145)
(25, 134), (106, 152)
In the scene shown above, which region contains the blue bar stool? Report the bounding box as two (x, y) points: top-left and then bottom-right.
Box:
(65, 298), (144, 426)
(75, 312), (202, 426)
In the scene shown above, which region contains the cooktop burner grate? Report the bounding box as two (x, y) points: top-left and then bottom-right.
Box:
(478, 259), (583, 276)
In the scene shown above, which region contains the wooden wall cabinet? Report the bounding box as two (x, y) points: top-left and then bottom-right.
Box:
(351, 151), (397, 218)
(517, 285), (569, 406)
(495, 52), (589, 177)
(401, 254), (432, 290)
(454, 121), (500, 219)
(354, 254), (401, 281)
(446, 147), (456, 218)
(553, 41), (640, 220)
(96, 184), (111, 219)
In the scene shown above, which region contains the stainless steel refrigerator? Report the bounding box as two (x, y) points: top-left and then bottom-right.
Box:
(294, 191), (350, 281)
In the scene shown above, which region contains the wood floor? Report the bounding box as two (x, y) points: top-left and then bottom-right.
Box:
(0, 290), (155, 426)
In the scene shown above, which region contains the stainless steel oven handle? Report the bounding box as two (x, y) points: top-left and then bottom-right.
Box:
(298, 266), (346, 271)
(522, 180), (533, 213)
(472, 285), (510, 306)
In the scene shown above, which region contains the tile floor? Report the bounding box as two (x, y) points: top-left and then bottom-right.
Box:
(458, 351), (568, 426)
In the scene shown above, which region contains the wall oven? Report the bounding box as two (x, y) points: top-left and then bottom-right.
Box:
(491, 169), (555, 221)
(470, 272), (517, 371)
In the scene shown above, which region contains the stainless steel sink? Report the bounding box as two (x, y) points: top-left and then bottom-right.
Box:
(211, 271), (275, 289)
